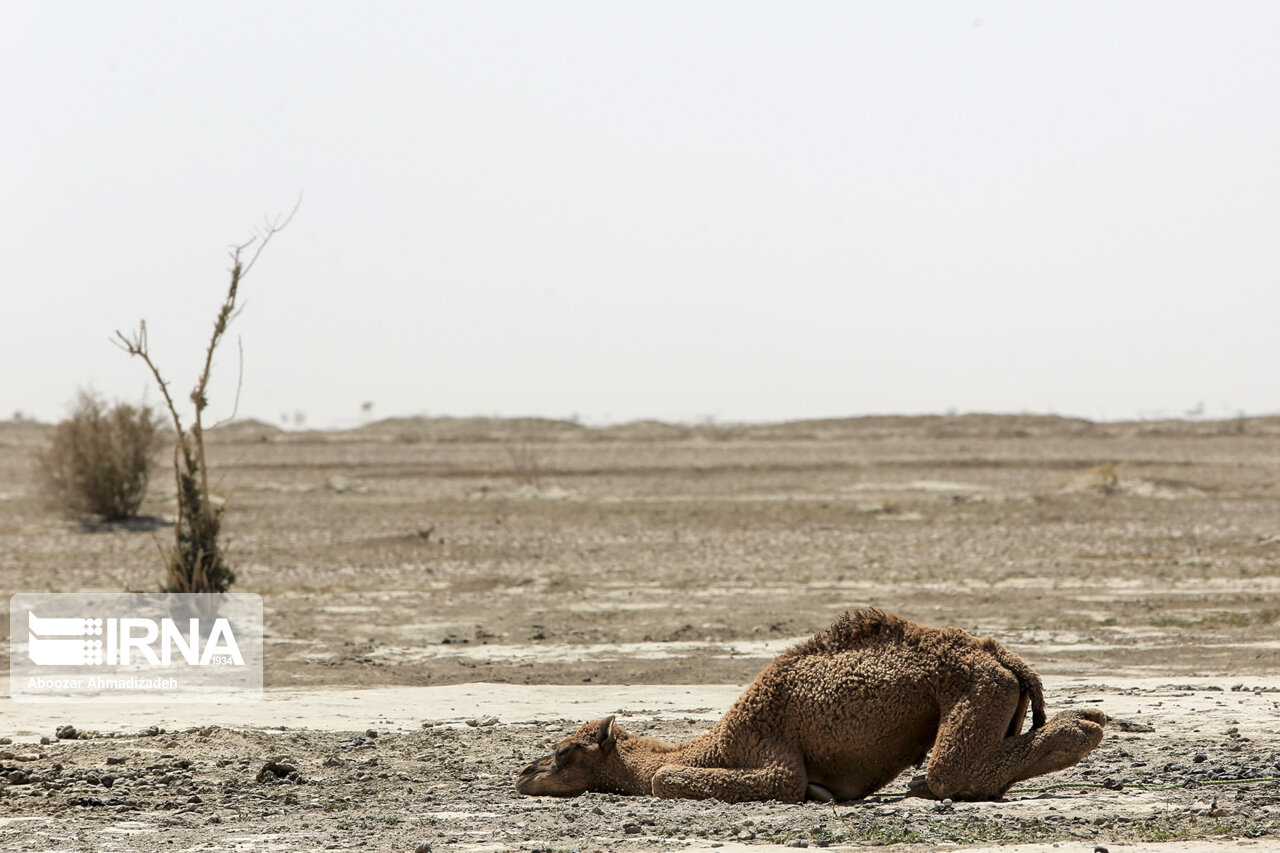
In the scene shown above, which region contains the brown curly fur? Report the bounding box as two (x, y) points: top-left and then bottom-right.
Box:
(515, 608), (1105, 802)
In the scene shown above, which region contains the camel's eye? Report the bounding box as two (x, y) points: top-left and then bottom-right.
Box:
(554, 744), (579, 765)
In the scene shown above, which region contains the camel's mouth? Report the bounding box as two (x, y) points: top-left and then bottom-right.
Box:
(514, 771), (537, 795)
(514, 769), (566, 797)
(514, 753), (554, 795)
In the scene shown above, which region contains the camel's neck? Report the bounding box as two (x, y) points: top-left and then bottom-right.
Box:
(600, 733), (718, 796)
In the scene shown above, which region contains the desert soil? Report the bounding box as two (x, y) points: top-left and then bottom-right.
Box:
(1, 413), (1279, 852)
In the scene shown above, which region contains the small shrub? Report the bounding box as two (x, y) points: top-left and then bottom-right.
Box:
(1090, 461), (1121, 496)
(506, 436), (545, 488)
(37, 391), (161, 521)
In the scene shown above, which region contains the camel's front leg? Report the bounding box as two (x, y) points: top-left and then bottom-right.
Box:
(651, 762), (806, 803)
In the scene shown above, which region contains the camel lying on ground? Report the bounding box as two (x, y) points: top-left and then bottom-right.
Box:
(515, 608), (1105, 803)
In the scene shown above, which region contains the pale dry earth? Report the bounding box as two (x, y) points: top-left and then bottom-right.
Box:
(2, 414), (1280, 851)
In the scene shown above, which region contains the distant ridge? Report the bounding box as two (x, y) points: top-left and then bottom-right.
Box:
(171, 413), (1280, 443)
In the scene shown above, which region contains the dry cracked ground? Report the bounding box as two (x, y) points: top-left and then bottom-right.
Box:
(1, 413), (1279, 852)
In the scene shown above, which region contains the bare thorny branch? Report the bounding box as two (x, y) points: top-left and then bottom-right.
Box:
(112, 321), (184, 437)
(210, 337), (245, 431)
(113, 199), (299, 435)
(111, 198), (298, 591)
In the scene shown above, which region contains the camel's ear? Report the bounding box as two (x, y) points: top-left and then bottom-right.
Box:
(597, 715), (616, 753)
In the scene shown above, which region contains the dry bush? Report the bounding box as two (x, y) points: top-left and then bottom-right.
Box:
(506, 436), (545, 488)
(1088, 461), (1121, 496)
(36, 391), (162, 521)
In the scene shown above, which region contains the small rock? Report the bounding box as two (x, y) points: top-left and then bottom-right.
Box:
(1094, 847), (1110, 853)
(0, 737), (11, 745)
(208, 815), (222, 824)
(6, 770), (28, 784)
(106, 757), (126, 766)
(39, 737), (51, 745)
(465, 716), (498, 727)
(1109, 718), (1155, 733)
(623, 823), (642, 835)
(786, 841), (809, 848)
(414, 844), (432, 853)
(337, 737), (374, 750)
(100, 774), (116, 788)
(15, 753), (40, 762)
(1193, 753), (1208, 763)
(55, 725), (78, 740)
(365, 729), (378, 739)
(256, 758), (300, 783)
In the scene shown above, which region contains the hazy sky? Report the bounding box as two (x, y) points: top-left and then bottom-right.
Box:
(5, 2), (1278, 428)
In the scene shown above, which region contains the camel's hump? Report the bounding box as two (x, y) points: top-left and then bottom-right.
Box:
(777, 608), (911, 661)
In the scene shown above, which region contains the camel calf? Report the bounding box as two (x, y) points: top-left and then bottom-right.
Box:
(515, 608), (1105, 802)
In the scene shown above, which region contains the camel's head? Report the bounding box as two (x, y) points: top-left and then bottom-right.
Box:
(515, 715), (618, 797)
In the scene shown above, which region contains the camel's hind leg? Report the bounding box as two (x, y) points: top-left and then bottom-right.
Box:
(916, 675), (1106, 801)
(651, 761), (806, 803)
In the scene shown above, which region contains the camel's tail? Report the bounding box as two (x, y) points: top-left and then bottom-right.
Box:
(988, 641), (1047, 734)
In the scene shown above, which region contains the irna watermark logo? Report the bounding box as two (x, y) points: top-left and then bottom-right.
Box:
(10, 594), (262, 703)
